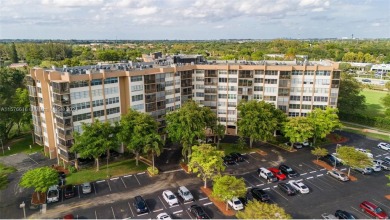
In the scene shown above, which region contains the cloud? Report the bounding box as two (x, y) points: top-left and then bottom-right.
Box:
(41, 0), (104, 7)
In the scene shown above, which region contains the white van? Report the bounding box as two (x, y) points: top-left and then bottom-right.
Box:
(47, 185), (59, 203)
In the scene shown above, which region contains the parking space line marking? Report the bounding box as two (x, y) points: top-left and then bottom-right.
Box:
(251, 174), (265, 184)
(128, 202), (134, 217)
(301, 172), (307, 175)
(123, 174), (132, 178)
(317, 176), (340, 187)
(241, 153), (247, 155)
(107, 179), (112, 192)
(305, 179), (324, 191)
(271, 188), (289, 201)
(249, 152), (256, 154)
(170, 205), (180, 208)
(137, 172), (146, 175)
(246, 186), (252, 189)
(95, 210), (98, 220)
(273, 185), (278, 188)
(111, 206), (116, 219)
(77, 185), (81, 198)
(302, 162), (317, 170)
(340, 168), (347, 171)
(96, 180), (105, 183)
(203, 202), (213, 206)
(199, 197), (208, 201)
(384, 153), (389, 155)
(134, 175), (141, 185)
(137, 213), (148, 216)
(309, 171), (317, 173)
(121, 177), (127, 188)
(186, 210), (193, 219)
(320, 168), (326, 171)
(92, 182), (97, 195)
(306, 176), (313, 179)
(373, 199), (390, 210)
(350, 206), (373, 219)
(162, 168), (184, 174)
(158, 196), (167, 209)
(248, 154), (257, 159)
(243, 178), (255, 187)
(153, 209), (164, 213)
(110, 177), (119, 181)
(184, 201), (194, 204)
(263, 187), (270, 190)
(173, 210), (183, 214)
(317, 174), (324, 177)
(256, 184), (264, 187)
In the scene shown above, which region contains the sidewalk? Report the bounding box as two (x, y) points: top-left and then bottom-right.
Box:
(341, 121), (390, 136)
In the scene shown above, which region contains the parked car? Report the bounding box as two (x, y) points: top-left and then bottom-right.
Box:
(47, 185), (59, 203)
(327, 169), (349, 181)
(362, 79), (371, 83)
(284, 142), (303, 149)
(321, 213), (337, 219)
(81, 182), (91, 194)
(359, 201), (388, 219)
(320, 154), (342, 167)
(222, 155), (235, 165)
(353, 167), (373, 175)
(258, 167), (278, 182)
(302, 141), (311, 147)
(250, 188), (270, 202)
(178, 186), (194, 202)
(189, 205), (209, 219)
(373, 159), (390, 170)
(334, 210), (357, 219)
(156, 213), (172, 220)
(230, 152), (244, 162)
(279, 164), (299, 178)
(238, 196), (248, 206)
(288, 180), (310, 194)
(162, 190), (178, 206)
(64, 185), (75, 199)
(133, 196), (148, 214)
(385, 156), (390, 163)
(268, 167), (287, 180)
(227, 197), (244, 211)
(331, 153), (344, 163)
(371, 164), (382, 172)
(355, 148), (374, 158)
(378, 142), (390, 151)
(278, 183), (297, 196)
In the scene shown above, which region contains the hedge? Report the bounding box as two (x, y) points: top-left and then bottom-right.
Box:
(339, 111), (390, 130)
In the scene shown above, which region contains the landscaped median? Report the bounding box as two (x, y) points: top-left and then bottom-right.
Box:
(200, 187), (235, 217)
(66, 159), (147, 185)
(312, 160), (357, 181)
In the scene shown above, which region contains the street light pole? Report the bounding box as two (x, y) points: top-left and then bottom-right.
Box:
(19, 201), (26, 219)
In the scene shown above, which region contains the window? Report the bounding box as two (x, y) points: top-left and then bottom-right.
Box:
(290, 87), (301, 93)
(196, 77), (204, 82)
(73, 112), (92, 122)
(254, 78), (263, 83)
(227, 110), (236, 115)
(104, 77), (118, 84)
(131, 76), (143, 82)
(291, 79), (302, 84)
(228, 94), (236, 99)
(302, 104), (311, 109)
(288, 112), (300, 117)
(104, 87), (119, 95)
(219, 78), (227, 83)
(92, 99), (104, 107)
(131, 85), (143, 92)
(196, 92), (204, 97)
(302, 96), (312, 101)
(132, 94), (143, 102)
(105, 97), (119, 105)
(254, 94), (262, 100)
(228, 70), (237, 75)
(264, 79), (277, 84)
(264, 96), (276, 101)
(91, 89), (103, 97)
(254, 86), (263, 92)
(218, 70), (227, 75)
(290, 96), (300, 101)
(292, 70), (303, 75)
(265, 70), (278, 75)
(304, 71), (315, 75)
(70, 91), (89, 100)
(316, 71), (331, 76)
(313, 105), (326, 110)
(264, 87), (276, 93)
(93, 110), (104, 117)
(289, 104), (300, 109)
(228, 78), (237, 83)
(91, 79), (102, 86)
(218, 94), (227, 99)
(255, 70), (264, 75)
(333, 71), (341, 79)
(227, 102), (236, 107)
(315, 79), (330, 85)
(314, 96), (328, 102)
(315, 88), (329, 93)
(70, 81), (89, 88)
(107, 107), (120, 115)
(304, 79), (314, 85)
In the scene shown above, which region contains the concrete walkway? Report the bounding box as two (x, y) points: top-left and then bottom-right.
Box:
(341, 121), (390, 136)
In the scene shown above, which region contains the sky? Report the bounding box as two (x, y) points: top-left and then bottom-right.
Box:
(0, 0), (389, 40)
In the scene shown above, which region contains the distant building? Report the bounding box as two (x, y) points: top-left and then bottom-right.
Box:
(371, 64), (390, 75)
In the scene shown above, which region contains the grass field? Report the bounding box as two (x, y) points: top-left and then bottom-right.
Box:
(360, 89), (388, 117)
(0, 163), (17, 189)
(218, 143), (253, 155)
(1, 135), (42, 156)
(66, 159), (147, 185)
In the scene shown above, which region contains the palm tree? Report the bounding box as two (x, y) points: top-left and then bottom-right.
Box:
(143, 133), (163, 173)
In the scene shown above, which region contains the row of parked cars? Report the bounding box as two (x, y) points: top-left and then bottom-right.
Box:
(322, 201), (388, 219)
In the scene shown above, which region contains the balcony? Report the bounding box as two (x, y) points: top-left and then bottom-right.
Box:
(57, 121), (73, 129)
(55, 111), (72, 118)
(204, 88), (217, 94)
(204, 81), (217, 86)
(54, 99), (71, 106)
(26, 76), (36, 86)
(29, 96), (38, 105)
(58, 133), (73, 140)
(35, 138), (43, 145)
(57, 142), (72, 151)
(52, 82), (70, 94)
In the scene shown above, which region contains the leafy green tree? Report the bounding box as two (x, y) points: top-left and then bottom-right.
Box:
(237, 100), (280, 148)
(188, 144), (225, 188)
(143, 132), (163, 173)
(212, 175), (247, 211)
(13, 88), (31, 135)
(307, 107), (341, 146)
(118, 109), (160, 166)
(311, 147), (328, 161)
(337, 73), (366, 114)
(236, 200), (292, 219)
(70, 120), (118, 171)
(19, 167), (58, 201)
(338, 63), (352, 71)
(283, 117), (313, 149)
(337, 146), (373, 176)
(214, 124), (225, 149)
(165, 101), (215, 160)
(10, 42), (18, 63)
(380, 94), (390, 109)
(385, 81), (390, 91)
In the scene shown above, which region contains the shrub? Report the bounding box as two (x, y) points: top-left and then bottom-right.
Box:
(147, 167), (159, 176)
(68, 166), (77, 174)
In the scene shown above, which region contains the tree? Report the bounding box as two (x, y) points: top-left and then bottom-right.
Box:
(19, 167), (58, 201)
(385, 81), (390, 91)
(70, 120), (118, 171)
(380, 93), (390, 109)
(337, 146), (373, 176)
(214, 124), (225, 149)
(118, 109), (161, 166)
(10, 42), (18, 63)
(337, 73), (366, 114)
(188, 144), (225, 188)
(311, 147), (328, 161)
(307, 107), (341, 146)
(283, 117), (313, 149)
(143, 132), (163, 173)
(212, 175), (247, 211)
(237, 100), (280, 148)
(165, 101), (215, 160)
(236, 200), (292, 219)
(13, 88), (31, 135)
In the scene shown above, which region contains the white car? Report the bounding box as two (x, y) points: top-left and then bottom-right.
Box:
(327, 169), (349, 181)
(371, 164), (381, 172)
(227, 197), (244, 211)
(378, 142), (390, 151)
(162, 190), (178, 206)
(355, 148), (374, 158)
(288, 180), (310, 194)
(178, 186), (194, 202)
(373, 159), (390, 170)
(47, 185), (59, 203)
(157, 213), (172, 220)
(81, 182), (91, 194)
(302, 141), (310, 147)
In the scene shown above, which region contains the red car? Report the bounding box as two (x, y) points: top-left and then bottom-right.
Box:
(359, 201), (388, 219)
(268, 167), (287, 180)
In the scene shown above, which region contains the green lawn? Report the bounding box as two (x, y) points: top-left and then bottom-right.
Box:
(66, 159), (148, 185)
(218, 143), (253, 155)
(0, 163), (17, 189)
(360, 89), (388, 117)
(1, 135), (42, 156)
